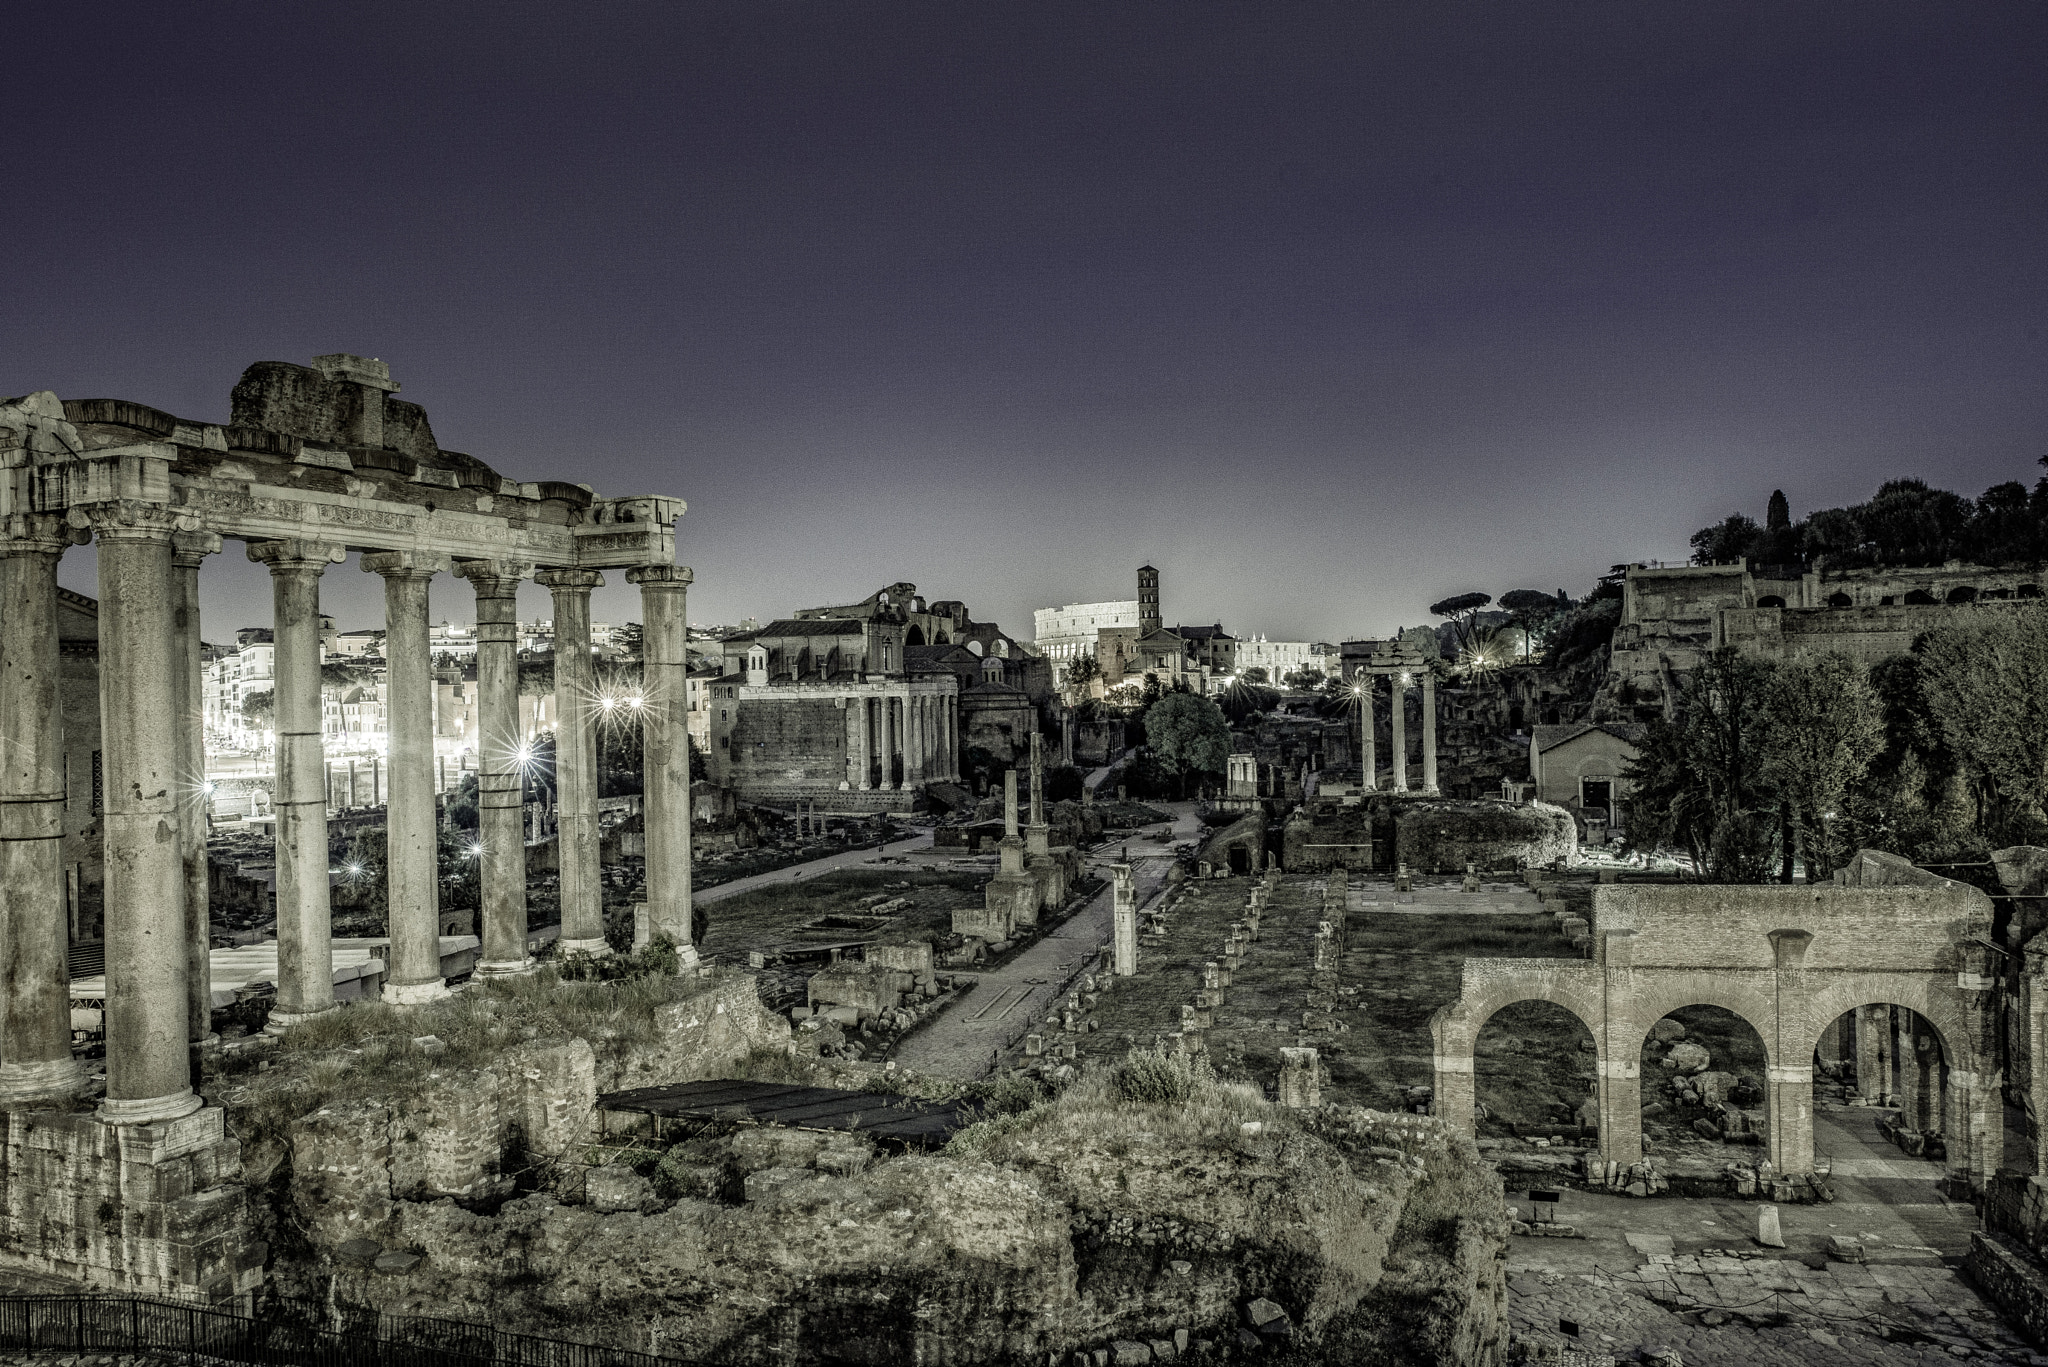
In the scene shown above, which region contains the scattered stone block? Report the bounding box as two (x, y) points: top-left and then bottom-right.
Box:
(372, 1251), (421, 1275)
(336, 1238), (382, 1266)
(1245, 1298), (1288, 1331)
(586, 1163), (655, 1213)
(1756, 1203), (1785, 1248)
(1111, 1339), (1152, 1364)
(743, 1166), (810, 1201)
(1148, 1338), (1176, 1361)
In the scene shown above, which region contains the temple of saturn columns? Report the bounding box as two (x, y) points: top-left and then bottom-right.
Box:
(0, 355), (693, 1133)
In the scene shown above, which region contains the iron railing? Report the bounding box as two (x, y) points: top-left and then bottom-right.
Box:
(0, 1294), (697, 1367)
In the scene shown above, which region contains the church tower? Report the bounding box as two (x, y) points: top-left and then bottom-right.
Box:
(1137, 564), (1161, 637)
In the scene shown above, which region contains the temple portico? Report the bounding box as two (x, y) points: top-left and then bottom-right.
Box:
(1353, 644), (1440, 795)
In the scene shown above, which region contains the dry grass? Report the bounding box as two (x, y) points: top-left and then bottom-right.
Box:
(945, 1045), (1279, 1160)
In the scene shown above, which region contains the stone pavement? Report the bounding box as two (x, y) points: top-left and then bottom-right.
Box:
(693, 831), (936, 904)
(1504, 1107), (2040, 1364)
(890, 804), (1200, 1080)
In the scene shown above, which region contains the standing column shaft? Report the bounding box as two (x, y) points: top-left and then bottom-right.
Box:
(458, 560), (534, 975)
(1856, 1006), (1884, 1101)
(171, 532), (221, 1045)
(1112, 864), (1137, 975)
(1422, 673), (1439, 794)
(1360, 679), (1377, 790)
(628, 565), (696, 960)
(1029, 731), (1045, 827)
(251, 540), (344, 1028)
(96, 508), (200, 1121)
(857, 696), (873, 790)
(365, 553), (449, 1000)
(0, 523), (86, 1103)
(1390, 678), (1409, 791)
(880, 696), (897, 790)
(538, 569), (608, 955)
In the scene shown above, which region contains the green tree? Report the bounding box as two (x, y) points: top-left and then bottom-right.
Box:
(1139, 672), (1164, 708)
(240, 690), (274, 730)
(1624, 649), (1779, 881)
(1240, 666), (1268, 685)
(1499, 589), (1566, 659)
(1914, 602), (2048, 844)
(1281, 667), (1325, 690)
(1690, 513), (1761, 565)
(1427, 592), (1492, 655)
(1061, 652), (1102, 699)
(1760, 653), (1883, 879)
(1216, 679), (1278, 724)
(1142, 692), (1231, 798)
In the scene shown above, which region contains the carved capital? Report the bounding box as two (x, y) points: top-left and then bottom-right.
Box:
(361, 549), (452, 581)
(247, 538), (347, 573)
(0, 512), (87, 556)
(454, 558), (532, 598)
(171, 530), (224, 568)
(625, 564), (693, 590)
(534, 567), (606, 593)
(69, 499), (195, 542)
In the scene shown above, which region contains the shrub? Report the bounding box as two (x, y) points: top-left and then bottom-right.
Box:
(1108, 1046), (1216, 1105)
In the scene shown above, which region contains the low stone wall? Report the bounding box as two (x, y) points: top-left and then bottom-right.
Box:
(1394, 799), (1576, 873)
(1966, 1230), (2048, 1348)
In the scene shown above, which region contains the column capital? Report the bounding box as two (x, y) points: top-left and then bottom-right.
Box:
(0, 512), (86, 556)
(535, 567), (606, 592)
(625, 563), (693, 589)
(361, 549), (451, 580)
(170, 530), (223, 568)
(454, 558), (533, 596)
(68, 499), (195, 542)
(247, 538), (346, 571)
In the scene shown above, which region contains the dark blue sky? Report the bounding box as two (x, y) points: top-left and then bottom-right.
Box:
(11, 2), (2045, 643)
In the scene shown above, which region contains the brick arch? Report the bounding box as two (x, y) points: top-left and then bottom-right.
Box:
(1431, 964), (1607, 1059)
(1618, 975), (1781, 1071)
(1793, 978), (1973, 1073)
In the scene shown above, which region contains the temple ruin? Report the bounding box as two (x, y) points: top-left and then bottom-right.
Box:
(0, 355), (691, 1296)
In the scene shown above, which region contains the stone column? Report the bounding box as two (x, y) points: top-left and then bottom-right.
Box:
(1856, 1005), (1885, 1101)
(250, 539), (345, 1032)
(365, 552), (450, 1001)
(1597, 1057), (1644, 1169)
(1029, 732), (1045, 829)
(1431, 1050), (1475, 1139)
(537, 568), (608, 957)
(0, 517), (86, 1103)
(903, 694), (922, 787)
(1421, 673), (1439, 795)
(1112, 863), (1137, 975)
(95, 503), (202, 1122)
(1359, 679), (1377, 791)
(171, 531), (221, 1047)
(1913, 1029), (1939, 1132)
(457, 560), (534, 976)
(879, 695), (897, 791)
(1896, 1010), (1922, 1130)
(1278, 1048), (1320, 1107)
(1390, 676), (1409, 792)
(627, 565), (696, 961)
(856, 696), (873, 790)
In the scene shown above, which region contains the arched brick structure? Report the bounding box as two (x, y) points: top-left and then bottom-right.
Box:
(1431, 883), (2001, 1189)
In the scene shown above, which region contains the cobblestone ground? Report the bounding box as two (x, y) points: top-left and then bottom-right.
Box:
(1506, 1108), (2041, 1364)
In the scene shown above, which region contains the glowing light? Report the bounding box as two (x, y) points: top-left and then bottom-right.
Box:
(466, 842), (484, 860)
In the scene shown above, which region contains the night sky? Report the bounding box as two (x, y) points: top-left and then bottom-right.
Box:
(10, 3), (2045, 645)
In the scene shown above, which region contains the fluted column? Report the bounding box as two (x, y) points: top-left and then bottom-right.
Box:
(250, 539), (346, 1031)
(879, 695), (897, 790)
(171, 531), (221, 1047)
(457, 559), (535, 976)
(627, 565), (695, 962)
(948, 694), (961, 780)
(1390, 676), (1409, 792)
(844, 698), (864, 789)
(94, 502), (201, 1122)
(0, 516), (86, 1103)
(365, 552), (451, 1001)
(1421, 673), (1439, 795)
(537, 568), (607, 956)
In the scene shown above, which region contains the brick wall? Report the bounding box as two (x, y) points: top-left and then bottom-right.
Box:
(730, 697), (847, 789)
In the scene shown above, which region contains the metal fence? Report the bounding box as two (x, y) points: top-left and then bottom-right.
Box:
(0, 1294), (694, 1367)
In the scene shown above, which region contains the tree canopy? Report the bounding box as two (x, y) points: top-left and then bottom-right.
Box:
(1143, 692), (1231, 796)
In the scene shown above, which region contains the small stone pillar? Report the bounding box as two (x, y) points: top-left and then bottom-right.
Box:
(1112, 863), (1137, 975)
(1421, 673), (1439, 795)
(537, 568), (608, 957)
(367, 551), (452, 1001)
(460, 559), (536, 977)
(628, 564), (697, 961)
(251, 538), (346, 1031)
(0, 516), (87, 1103)
(1856, 1005), (1886, 1101)
(1279, 1047), (1320, 1107)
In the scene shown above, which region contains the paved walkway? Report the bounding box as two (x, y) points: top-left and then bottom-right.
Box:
(1504, 1107), (2037, 1364)
(694, 832), (936, 904)
(891, 803), (1201, 1079)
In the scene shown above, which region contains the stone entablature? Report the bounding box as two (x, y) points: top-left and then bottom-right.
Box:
(0, 356), (696, 1298)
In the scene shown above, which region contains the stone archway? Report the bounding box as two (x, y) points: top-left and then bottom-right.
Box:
(1431, 881), (2001, 1188)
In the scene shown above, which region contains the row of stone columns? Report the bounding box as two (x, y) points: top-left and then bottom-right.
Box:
(1355, 672), (1439, 794)
(0, 501), (696, 1123)
(848, 691), (961, 791)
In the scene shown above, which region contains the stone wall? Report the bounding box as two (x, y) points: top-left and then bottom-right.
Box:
(1966, 1231), (2048, 1349)
(0, 1106), (265, 1300)
(1394, 800), (1575, 873)
(726, 697), (850, 791)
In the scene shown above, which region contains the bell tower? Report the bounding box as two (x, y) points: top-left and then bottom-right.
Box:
(1137, 564), (1161, 636)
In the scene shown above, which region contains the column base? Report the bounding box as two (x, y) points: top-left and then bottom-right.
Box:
(0, 1055), (86, 1105)
(1423, 785), (1440, 796)
(557, 938), (612, 958)
(676, 944), (701, 969)
(476, 956), (538, 978)
(384, 978), (450, 1006)
(263, 1005), (338, 1037)
(96, 1087), (203, 1126)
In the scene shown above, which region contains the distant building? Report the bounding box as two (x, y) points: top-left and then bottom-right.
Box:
(1035, 565), (1238, 694)
(1234, 637), (1335, 682)
(1529, 722), (1645, 828)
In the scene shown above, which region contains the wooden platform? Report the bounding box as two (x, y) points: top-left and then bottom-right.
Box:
(595, 1078), (965, 1147)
